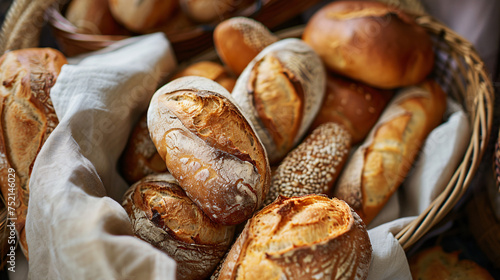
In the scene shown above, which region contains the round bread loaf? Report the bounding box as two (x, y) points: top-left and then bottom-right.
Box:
(302, 1), (434, 89)
(0, 48), (67, 259)
(123, 173), (235, 280)
(147, 76), (271, 225)
(264, 123), (351, 206)
(173, 61), (237, 92)
(66, 0), (129, 35)
(218, 195), (372, 280)
(310, 74), (394, 144)
(108, 0), (178, 33)
(214, 17), (278, 75)
(180, 0), (241, 23)
(231, 38), (326, 164)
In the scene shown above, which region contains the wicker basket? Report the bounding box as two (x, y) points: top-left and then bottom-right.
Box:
(0, 0), (494, 254)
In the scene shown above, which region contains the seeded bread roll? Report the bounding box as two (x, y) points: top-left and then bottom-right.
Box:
(0, 48), (67, 259)
(334, 80), (447, 224)
(310, 74), (394, 144)
(303, 1), (434, 89)
(218, 195), (372, 280)
(123, 173), (235, 280)
(108, 0), (178, 32)
(173, 61), (237, 92)
(232, 38), (326, 164)
(214, 17), (278, 75)
(147, 76), (271, 225)
(264, 123), (351, 206)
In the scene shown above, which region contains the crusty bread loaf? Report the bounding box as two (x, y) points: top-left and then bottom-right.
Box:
(147, 76), (271, 225)
(302, 1), (434, 89)
(0, 48), (67, 259)
(409, 246), (494, 280)
(108, 0), (178, 32)
(119, 113), (168, 184)
(214, 17), (278, 75)
(232, 38), (326, 164)
(334, 80), (447, 224)
(173, 61), (237, 92)
(66, 0), (129, 35)
(264, 123), (351, 206)
(218, 195), (372, 280)
(180, 0), (243, 23)
(123, 173), (235, 280)
(310, 74), (393, 144)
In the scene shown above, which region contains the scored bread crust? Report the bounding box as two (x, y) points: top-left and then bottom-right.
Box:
(122, 173), (235, 280)
(0, 48), (67, 259)
(219, 195), (372, 280)
(147, 76), (271, 225)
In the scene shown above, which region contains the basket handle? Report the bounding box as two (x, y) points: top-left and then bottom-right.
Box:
(0, 0), (61, 54)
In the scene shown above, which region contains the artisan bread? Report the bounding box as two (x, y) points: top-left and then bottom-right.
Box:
(180, 0), (246, 23)
(0, 48), (67, 259)
(123, 173), (235, 280)
(302, 1), (434, 89)
(232, 38), (326, 164)
(409, 246), (494, 280)
(173, 61), (237, 92)
(334, 80), (447, 224)
(310, 74), (393, 144)
(214, 17), (278, 75)
(218, 195), (372, 280)
(264, 123), (351, 206)
(147, 76), (271, 225)
(108, 0), (178, 32)
(66, 0), (129, 35)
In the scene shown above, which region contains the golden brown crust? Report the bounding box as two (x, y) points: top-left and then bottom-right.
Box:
(147, 76), (271, 225)
(334, 79), (447, 224)
(409, 246), (494, 280)
(219, 195), (372, 280)
(0, 48), (67, 259)
(173, 61), (237, 92)
(214, 17), (278, 75)
(119, 113), (167, 184)
(180, 0), (244, 23)
(302, 1), (434, 89)
(123, 173), (235, 280)
(65, 0), (129, 35)
(264, 123), (351, 206)
(310, 74), (394, 144)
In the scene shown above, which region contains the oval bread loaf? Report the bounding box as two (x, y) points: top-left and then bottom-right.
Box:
(123, 173), (235, 280)
(303, 1), (434, 89)
(218, 195), (372, 280)
(108, 0), (178, 32)
(147, 76), (271, 225)
(232, 38), (326, 164)
(334, 80), (447, 224)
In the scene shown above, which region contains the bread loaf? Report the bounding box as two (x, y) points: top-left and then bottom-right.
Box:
(214, 17), (278, 75)
(180, 0), (244, 23)
(232, 38), (326, 163)
(108, 0), (178, 32)
(0, 48), (67, 259)
(147, 76), (271, 225)
(66, 0), (129, 35)
(173, 61), (237, 92)
(310, 74), (393, 144)
(123, 173), (235, 280)
(303, 1), (434, 89)
(264, 123), (351, 206)
(334, 80), (447, 224)
(218, 195), (372, 280)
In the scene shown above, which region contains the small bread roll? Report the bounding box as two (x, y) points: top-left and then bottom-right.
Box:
(0, 48), (67, 259)
(180, 0), (241, 23)
(173, 61), (237, 92)
(108, 0), (178, 33)
(334, 80), (447, 224)
(218, 195), (372, 280)
(119, 113), (168, 184)
(123, 173), (235, 280)
(66, 0), (129, 35)
(147, 76), (271, 225)
(214, 17), (278, 75)
(303, 1), (434, 89)
(409, 246), (494, 280)
(310, 74), (394, 144)
(232, 38), (326, 163)
(264, 123), (351, 206)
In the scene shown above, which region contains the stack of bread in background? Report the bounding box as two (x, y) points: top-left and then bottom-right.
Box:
(0, 0), (459, 279)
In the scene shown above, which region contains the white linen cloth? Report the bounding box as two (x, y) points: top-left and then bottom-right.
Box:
(24, 33), (178, 280)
